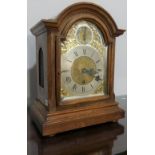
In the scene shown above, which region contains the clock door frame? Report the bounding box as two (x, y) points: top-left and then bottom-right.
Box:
(53, 3), (125, 109)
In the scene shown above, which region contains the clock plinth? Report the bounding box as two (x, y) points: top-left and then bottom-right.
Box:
(30, 100), (124, 136)
(30, 3), (125, 136)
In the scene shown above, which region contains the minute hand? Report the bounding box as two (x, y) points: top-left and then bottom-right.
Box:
(82, 68), (97, 76)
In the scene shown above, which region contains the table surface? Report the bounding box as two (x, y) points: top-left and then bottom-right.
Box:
(27, 96), (127, 155)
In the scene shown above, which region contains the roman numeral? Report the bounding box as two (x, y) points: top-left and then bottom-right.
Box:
(90, 84), (94, 88)
(83, 49), (86, 55)
(74, 51), (78, 57)
(66, 59), (72, 63)
(82, 86), (85, 92)
(72, 84), (77, 91)
(97, 69), (102, 72)
(96, 60), (100, 63)
(61, 70), (69, 73)
(66, 77), (71, 83)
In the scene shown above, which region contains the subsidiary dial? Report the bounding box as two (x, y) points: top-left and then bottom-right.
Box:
(76, 26), (93, 44)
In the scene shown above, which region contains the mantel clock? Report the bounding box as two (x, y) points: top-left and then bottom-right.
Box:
(30, 3), (125, 136)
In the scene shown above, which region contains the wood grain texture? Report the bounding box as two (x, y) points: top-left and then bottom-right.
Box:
(30, 100), (124, 136)
(30, 2), (125, 136)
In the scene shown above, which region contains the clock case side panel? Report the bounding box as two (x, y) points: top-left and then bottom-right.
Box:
(35, 32), (48, 107)
(29, 29), (58, 134)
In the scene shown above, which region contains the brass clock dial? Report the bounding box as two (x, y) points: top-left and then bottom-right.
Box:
(61, 45), (103, 96)
(61, 20), (108, 100)
(71, 56), (96, 85)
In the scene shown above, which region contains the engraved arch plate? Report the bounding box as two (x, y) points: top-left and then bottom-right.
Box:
(61, 20), (108, 101)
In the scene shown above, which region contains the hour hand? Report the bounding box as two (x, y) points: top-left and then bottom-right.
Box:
(83, 27), (86, 42)
(82, 68), (102, 81)
(82, 68), (95, 76)
(95, 75), (102, 81)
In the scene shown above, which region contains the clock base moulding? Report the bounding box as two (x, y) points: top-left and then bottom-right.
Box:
(30, 100), (124, 136)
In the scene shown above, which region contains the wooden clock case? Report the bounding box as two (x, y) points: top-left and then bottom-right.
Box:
(30, 3), (125, 136)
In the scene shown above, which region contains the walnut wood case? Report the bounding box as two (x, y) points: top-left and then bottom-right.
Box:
(30, 3), (125, 136)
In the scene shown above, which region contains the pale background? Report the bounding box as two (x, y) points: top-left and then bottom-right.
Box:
(2, 1), (155, 155)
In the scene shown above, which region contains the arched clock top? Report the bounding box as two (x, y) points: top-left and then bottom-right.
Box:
(31, 3), (125, 44)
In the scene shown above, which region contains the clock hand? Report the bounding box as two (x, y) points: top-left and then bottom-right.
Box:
(83, 27), (86, 43)
(82, 68), (96, 76)
(85, 68), (103, 81)
(95, 75), (102, 81)
(81, 68), (102, 82)
(81, 68), (88, 74)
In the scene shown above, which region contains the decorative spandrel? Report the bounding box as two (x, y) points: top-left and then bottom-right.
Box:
(60, 20), (108, 100)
